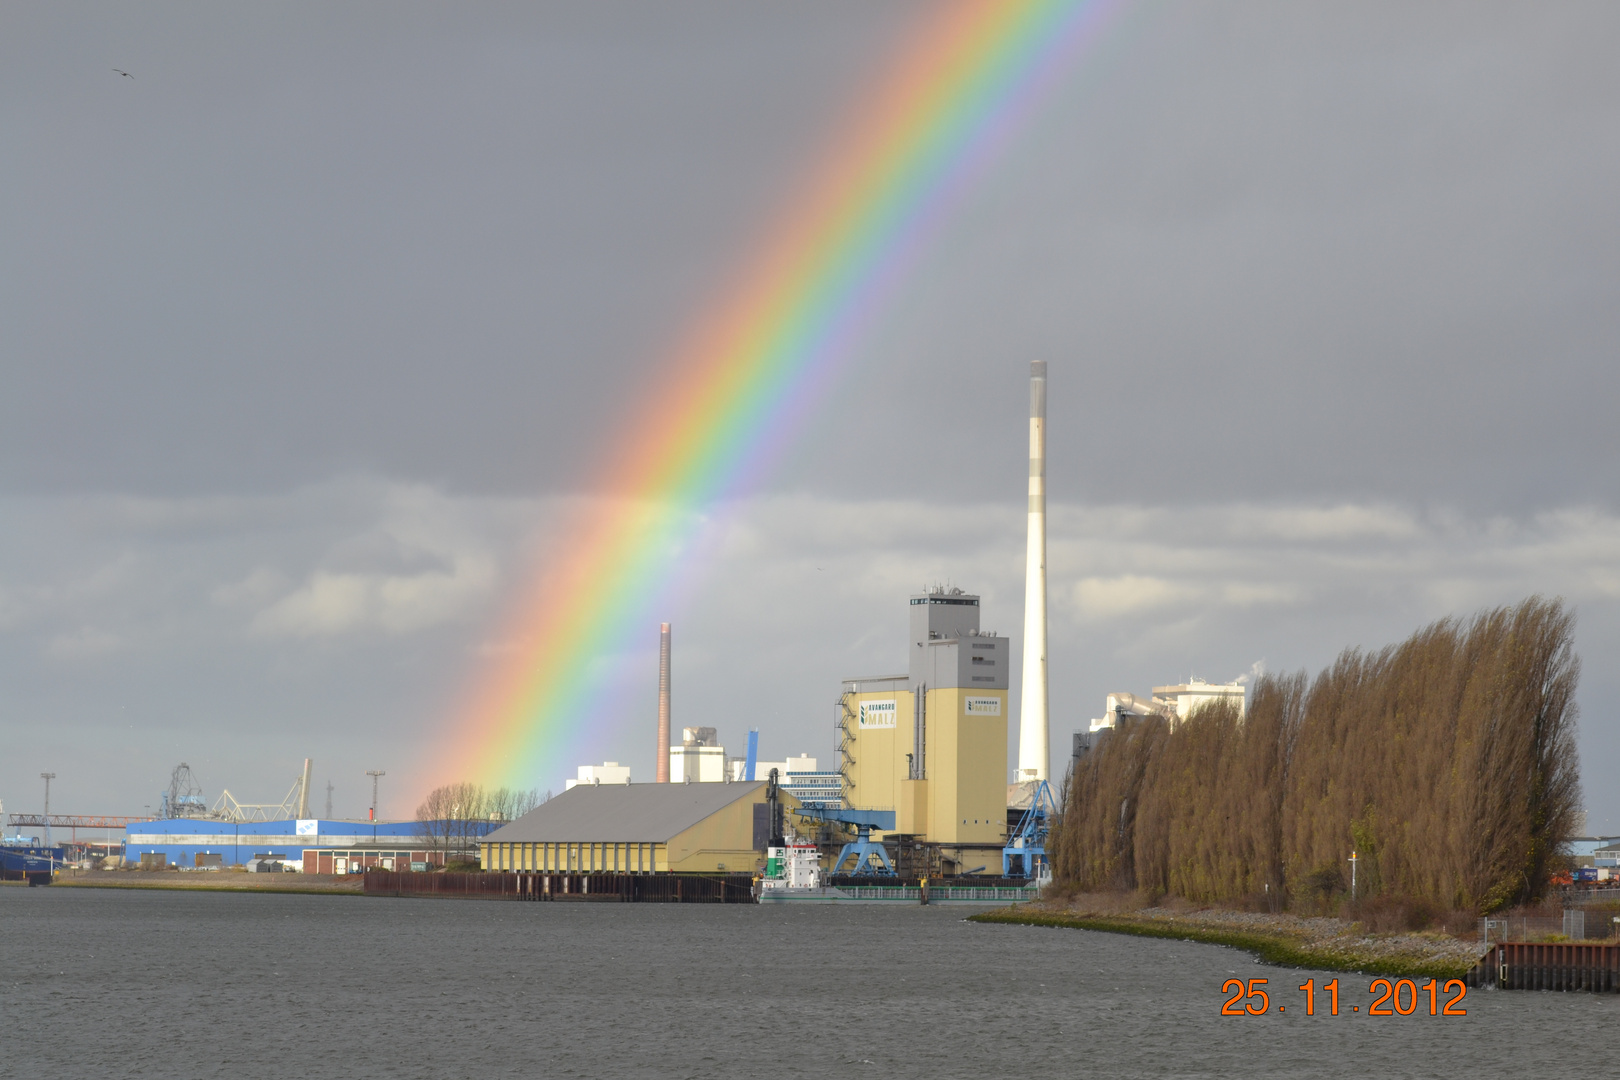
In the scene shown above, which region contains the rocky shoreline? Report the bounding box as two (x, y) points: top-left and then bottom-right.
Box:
(972, 895), (1488, 979)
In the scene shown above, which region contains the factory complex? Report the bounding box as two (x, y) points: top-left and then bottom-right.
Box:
(122, 817), (489, 872)
(481, 584), (1017, 880)
(475, 363), (1056, 886)
(9, 364), (1248, 895)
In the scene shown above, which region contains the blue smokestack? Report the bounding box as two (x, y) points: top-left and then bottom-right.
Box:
(744, 729), (759, 782)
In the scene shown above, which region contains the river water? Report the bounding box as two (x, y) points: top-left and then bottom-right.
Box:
(2, 888), (1611, 1078)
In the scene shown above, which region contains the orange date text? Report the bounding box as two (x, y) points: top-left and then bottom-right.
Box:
(1221, 978), (1467, 1016)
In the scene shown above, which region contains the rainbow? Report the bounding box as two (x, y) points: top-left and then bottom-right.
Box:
(437, 0), (1125, 789)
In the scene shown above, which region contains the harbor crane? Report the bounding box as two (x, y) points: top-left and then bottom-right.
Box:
(1003, 779), (1056, 879)
(793, 805), (898, 876)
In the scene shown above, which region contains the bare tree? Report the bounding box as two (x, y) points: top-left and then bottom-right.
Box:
(414, 785), (455, 862)
(444, 781), (485, 861)
(415, 784), (556, 869)
(486, 786), (543, 824)
(1053, 597), (1582, 916)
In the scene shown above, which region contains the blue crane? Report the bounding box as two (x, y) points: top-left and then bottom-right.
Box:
(1003, 780), (1056, 879)
(794, 806), (897, 876)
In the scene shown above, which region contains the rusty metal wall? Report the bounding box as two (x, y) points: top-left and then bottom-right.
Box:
(363, 870), (757, 903)
(1468, 942), (1620, 992)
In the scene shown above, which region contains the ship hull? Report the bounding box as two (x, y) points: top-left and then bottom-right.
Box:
(758, 884), (1038, 905)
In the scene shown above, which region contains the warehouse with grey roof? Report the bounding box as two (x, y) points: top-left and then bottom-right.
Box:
(479, 780), (799, 874)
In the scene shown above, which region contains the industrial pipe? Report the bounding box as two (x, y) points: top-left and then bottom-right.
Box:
(1018, 361), (1049, 781)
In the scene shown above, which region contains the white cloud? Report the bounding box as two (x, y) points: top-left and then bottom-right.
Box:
(212, 567), (288, 608)
(250, 553), (495, 638)
(1074, 575), (1191, 618)
(45, 626), (124, 660)
(1069, 575), (1302, 621)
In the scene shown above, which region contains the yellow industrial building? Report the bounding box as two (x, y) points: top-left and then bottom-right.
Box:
(480, 780), (798, 874)
(480, 587), (1009, 878)
(838, 587), (1009, 868)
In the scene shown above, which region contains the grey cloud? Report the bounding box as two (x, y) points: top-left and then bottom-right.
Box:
(685, 495), (1620, 832)
(2, 3), (1616, 513)
(4, 483), (1620, 827)
(3, 4), (1618, 829)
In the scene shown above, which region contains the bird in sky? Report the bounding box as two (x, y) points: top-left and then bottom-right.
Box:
(113, 69), (133, 79)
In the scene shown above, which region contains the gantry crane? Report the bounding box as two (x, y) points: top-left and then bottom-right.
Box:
(1003, 779), (1056, 879)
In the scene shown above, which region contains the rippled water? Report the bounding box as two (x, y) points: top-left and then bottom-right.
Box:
(2, 887), (1612, 1079)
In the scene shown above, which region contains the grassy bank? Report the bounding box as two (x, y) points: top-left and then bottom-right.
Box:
(970, 906), (1480, 980)
(38, 872), (363, 896)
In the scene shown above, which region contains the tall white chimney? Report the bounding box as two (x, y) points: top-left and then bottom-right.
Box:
(1018, 361), (1049, 782)
(656, 622), (672, 783)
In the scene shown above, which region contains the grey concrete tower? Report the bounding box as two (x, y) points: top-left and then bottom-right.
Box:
(1017, 361), (1049, 781)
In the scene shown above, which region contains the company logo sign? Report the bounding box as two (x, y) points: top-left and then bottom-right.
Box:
(858, 700), (897, 728)
(964, 696), (1002, 716)
(296, 819), (318, 836)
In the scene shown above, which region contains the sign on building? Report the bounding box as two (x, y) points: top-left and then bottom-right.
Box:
(964, 697), (1002, 716)
(859, 700), (898, 728)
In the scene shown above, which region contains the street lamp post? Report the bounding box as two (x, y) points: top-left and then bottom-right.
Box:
(40, 773), (56, 849)
(366, 770), (385, 823)
(1348, 850), (1359, 902)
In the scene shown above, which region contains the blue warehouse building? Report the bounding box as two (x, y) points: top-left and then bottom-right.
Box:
(124, 818), (498, 869)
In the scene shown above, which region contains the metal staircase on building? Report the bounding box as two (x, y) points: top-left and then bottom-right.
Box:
(835, 692), (857, 797)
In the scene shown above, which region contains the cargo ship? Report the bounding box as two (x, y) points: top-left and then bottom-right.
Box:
(1, 835), (64, 884)
(756, 832), (1039, 905)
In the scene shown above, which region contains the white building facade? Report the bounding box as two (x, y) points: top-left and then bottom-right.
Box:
(1090, 679), (1247, 732)
(566, 761), (632, 790)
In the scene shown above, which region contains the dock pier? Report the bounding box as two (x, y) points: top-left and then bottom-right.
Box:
(1467, 942), (1620, 992)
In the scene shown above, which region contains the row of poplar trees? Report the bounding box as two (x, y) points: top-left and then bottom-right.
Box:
(1052, 597), (1582, 914)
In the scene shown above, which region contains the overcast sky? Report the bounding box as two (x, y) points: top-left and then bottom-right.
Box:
(4, 2), (1618, 830)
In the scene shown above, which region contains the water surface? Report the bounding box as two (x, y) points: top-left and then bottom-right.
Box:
(2, 888), (1607, 1078)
